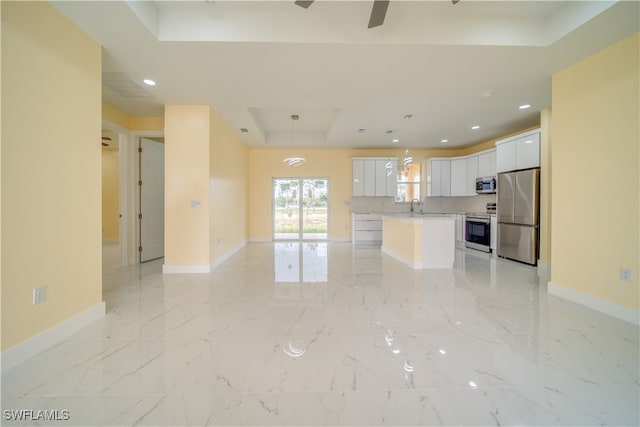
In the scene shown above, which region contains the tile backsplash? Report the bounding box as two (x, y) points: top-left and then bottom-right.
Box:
(422, 194), (497, 213)
(350, 194), (496, 214)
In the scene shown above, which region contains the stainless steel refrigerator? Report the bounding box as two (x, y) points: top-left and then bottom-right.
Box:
(497, 168), (540, 265)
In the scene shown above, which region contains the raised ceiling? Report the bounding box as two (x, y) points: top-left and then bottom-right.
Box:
(53, 0), (639, 149)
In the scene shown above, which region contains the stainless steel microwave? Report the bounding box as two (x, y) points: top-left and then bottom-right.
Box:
(476, 176), (496, 194)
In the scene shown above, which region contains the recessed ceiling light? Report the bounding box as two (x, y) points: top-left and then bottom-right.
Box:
(142, 79), (156, 86)
(440, 139), (448, 143)
(471, 125), (480, 130)
(392, 138), (400, 143)
(386, 130), (393, 134)
(481, 90), (494, 98)
(519, 104), (531, 110)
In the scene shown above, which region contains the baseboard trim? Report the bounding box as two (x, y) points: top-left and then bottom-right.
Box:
(548, 281), (640, 326)
(248, 237), (272, 242)
(381, 246), (422, 269)
(1, 302), (106, 374)
(162, 264), (211, 274)
(211, 240), (247, 271)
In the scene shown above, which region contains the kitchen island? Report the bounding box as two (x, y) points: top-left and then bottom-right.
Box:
(381, 214), (455, 269)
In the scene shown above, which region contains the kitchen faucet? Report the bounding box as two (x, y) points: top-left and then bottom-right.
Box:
(410, 198), (420, 213)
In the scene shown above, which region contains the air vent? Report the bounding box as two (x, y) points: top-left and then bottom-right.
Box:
(102, 72), (154, 98)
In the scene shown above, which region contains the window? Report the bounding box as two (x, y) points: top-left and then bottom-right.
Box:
(396, 163), (421, 202)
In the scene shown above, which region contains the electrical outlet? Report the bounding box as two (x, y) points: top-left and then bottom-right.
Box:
(33, 287), (46, 305)
(620, 268), (632, 282)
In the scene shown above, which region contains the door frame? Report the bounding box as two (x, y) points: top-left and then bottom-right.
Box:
(138, 136), (165, 263)
(272, 177), (330, 241)
(101, 119), (164, 265)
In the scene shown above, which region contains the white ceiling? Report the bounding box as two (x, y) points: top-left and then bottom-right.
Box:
(53, 0), (639, 149)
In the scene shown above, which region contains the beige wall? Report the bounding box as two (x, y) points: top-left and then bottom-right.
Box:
(551, 33), (639, 310)
(1, 2), (102, 350)
(164, 105), (211, 267)
(101, 146), (120, 239)
(210, 111), (249, 266)
(164, 105), (249, 269)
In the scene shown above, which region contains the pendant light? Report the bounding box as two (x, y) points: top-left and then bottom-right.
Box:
(402, 114), (413, 170)
(283, 114), (306, 167)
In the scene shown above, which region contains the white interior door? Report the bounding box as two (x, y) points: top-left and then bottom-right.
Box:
(139, 138), (164, 262)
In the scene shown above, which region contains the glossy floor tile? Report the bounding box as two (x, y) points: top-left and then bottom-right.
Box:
(2, 242), (639, 426)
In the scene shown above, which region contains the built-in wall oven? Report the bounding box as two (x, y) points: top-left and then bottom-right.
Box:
(465, 213), (491, 253)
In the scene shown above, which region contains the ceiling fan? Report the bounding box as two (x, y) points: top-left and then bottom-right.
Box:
(295, 0), (459, 29)
(295, 0), (389, 28)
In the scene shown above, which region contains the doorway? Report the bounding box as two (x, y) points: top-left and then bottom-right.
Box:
(273, 178), (329, 240)
(139, 137), (165, 262)
(101, 130), (120, 271)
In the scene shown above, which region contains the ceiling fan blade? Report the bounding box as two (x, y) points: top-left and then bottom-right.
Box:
(368, 0), (390, 29)
(295, 0), (314, 9)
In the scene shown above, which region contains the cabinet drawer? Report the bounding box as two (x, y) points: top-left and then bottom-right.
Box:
(354, 213), (381, 220)
(355, 230), (382, 242)
(355, 220), (383, 231)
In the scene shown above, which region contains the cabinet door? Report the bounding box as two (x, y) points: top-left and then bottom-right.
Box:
(440, 160), (451, 197)
(496, 140), (516, 173)
(374, 160), (387, 196)
(385, 159), (397, 197)
(490, 215), (497, 251)
(363, 160), (376, 197)
(450, 158), (467, 197)
(478, 150), (496, 177)
(466, 156), (478, 196)
(352, 159), (364, 196)
(516, 133), (540, 170)
(455, 214), (463, 243)
(431, 160), (442, 197)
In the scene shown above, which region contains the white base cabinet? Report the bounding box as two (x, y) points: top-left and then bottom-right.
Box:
(490, 215), (497, 252)
(352, 213), (383, 244)
(455, 214), (465, 247)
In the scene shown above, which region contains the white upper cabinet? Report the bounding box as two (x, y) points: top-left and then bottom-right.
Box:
(450, 158), (467, 197)
(496, 138), (517, 172)
(496, 129), (540, 173)
(375, 160), (388, 197)
(352, 159), (364, 197)
(385, 159), (398, 196)
(466, 156), (479, 195)
(352, 158), (397, 197)
(477, 150), (496, 177)
(430, 159), (451, 197)
(363, 159), (376, 196)
(515, 133), (540, 170)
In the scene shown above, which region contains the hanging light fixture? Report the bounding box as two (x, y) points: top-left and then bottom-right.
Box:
(384, 159), (394, 176)
(283, 114), (306, 167)
(402, 114), (413, 170)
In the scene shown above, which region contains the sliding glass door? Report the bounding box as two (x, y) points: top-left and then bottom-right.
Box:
(273, 178), (328, 240)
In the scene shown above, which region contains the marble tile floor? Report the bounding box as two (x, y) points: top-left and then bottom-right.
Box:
(2, 242), (639, 426)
